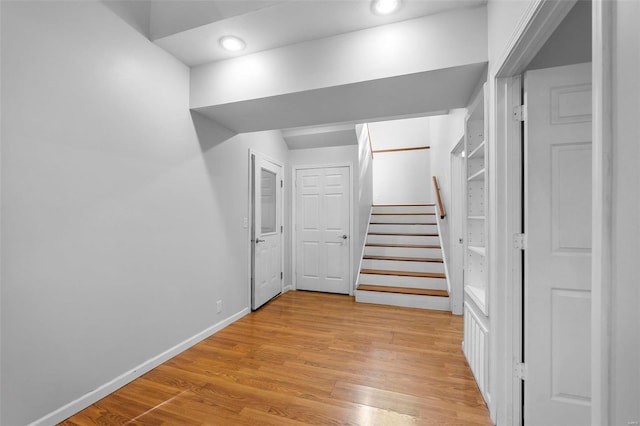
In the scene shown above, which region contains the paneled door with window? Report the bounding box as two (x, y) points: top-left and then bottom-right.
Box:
(252, 153), (283, 310)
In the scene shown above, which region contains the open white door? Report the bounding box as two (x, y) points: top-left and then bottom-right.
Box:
(295, 166), (350, 294)
(251, 153), (283, 310)
(524, 62), (592, 425)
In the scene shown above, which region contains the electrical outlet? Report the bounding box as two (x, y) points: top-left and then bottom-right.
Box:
(216, 300), (223, 314)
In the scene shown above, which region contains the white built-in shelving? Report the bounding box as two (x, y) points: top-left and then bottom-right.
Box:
(464, 83), (489, 317)
(462, 81), (490, 408)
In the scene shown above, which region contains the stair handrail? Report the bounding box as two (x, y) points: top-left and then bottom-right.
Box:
(432, 176), (446, 219)
(371, 146), (430, 154)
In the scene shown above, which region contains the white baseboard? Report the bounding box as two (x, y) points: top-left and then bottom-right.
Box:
(283, 285), (293, 293)
(29, 307), (251, 426)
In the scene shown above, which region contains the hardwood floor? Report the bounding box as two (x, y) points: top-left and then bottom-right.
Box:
(61, 291), (492, 425)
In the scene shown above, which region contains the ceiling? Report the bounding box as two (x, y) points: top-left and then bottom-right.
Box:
(151, 1), (487, 150)
(152, 0), (486, 67)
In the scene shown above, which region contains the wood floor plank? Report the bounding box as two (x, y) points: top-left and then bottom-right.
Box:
(60, 291), (491, 426)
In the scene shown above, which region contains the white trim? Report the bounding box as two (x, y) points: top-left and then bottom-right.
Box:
(591, 1), (613, 424)
(291, 163), (354, 295)
(355, 206), (373, 290)
(248, 149), (286, 310)
(449, 138), (465, 316)
(494, 74), (525, 426)
(28, 308), (251, 426)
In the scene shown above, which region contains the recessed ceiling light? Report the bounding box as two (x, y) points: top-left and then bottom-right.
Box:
(219, 35), (246, 52)
(371, 0), (400, 15)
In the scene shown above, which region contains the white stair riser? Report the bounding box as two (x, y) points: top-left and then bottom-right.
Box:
(358, 273), (447, 290)
(370, 214), (436, 224)
(355, 290), (450, 311)
(372, 205), (435, 214)
(362, 259), (444, 274)
(368, 224), (437, 234)
(367, 234), (440, 245)
(365, 246), (442, 258)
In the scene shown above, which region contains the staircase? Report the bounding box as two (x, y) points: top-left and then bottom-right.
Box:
(355, 203), (450, 311)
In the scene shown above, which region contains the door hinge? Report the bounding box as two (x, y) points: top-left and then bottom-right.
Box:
(515, 362), (528, 380)
(513, 104), (527, 122)
(280, 272), (283, 280)
(513, 233), (527, 250)
(281, 180), (283, 188)
(281, 225), (283, 233)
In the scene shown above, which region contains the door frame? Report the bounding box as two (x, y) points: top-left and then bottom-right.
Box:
(291, 163), (354, 295)
(490, 1), (613, 424)
(449, 137), (465, 315)
(248, 149), (285, 310)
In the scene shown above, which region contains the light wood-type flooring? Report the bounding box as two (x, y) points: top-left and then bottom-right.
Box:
(61, 291), (492, 425)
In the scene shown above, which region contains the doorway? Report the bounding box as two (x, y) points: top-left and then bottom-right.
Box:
(293, 165), (352, 294)
(491, 1), (600, 424)
(250, 151), (284, 310)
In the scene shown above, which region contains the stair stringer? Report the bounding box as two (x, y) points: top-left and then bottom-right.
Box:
(354, 205), (373, 295)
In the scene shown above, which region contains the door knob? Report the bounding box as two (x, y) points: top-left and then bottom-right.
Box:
(339, 235), (348, 240)
(255, 238), (265, 243)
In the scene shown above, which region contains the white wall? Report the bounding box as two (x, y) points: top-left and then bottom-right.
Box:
(487, 0), (536, 70)
(289, 145), (359, 290)
(368, 118), (432, 204)
(190, 7), (488, 108)
(368, 117), (432, 150)
(0, 2), (289, 424)
(429, 109), (467, 212)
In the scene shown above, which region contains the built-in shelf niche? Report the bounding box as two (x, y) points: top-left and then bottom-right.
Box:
(464, 83), (488, 316)
(463, 80), (490, 409)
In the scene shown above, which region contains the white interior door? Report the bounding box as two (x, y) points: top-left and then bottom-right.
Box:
(252, 153), (283, 310)
(524, 62), (592, 425)
(295, 166), (350, 294)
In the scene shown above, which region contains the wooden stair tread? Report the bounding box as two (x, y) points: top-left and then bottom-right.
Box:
(363, 255), (443, 263)
(366, 243), (441, 249)
(372, 203), (435, 207)
(370, 223), (438, 227)
(372, 212), (436, 216)
(368, 232), (439, 237)
(357, 285), (448, 298)
(360, 269), (446, 279)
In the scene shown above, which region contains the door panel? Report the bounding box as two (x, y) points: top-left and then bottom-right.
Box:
(524, 62), (592, 426)
(252, 154), (282, 310)
(296, 167), (350, 294)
